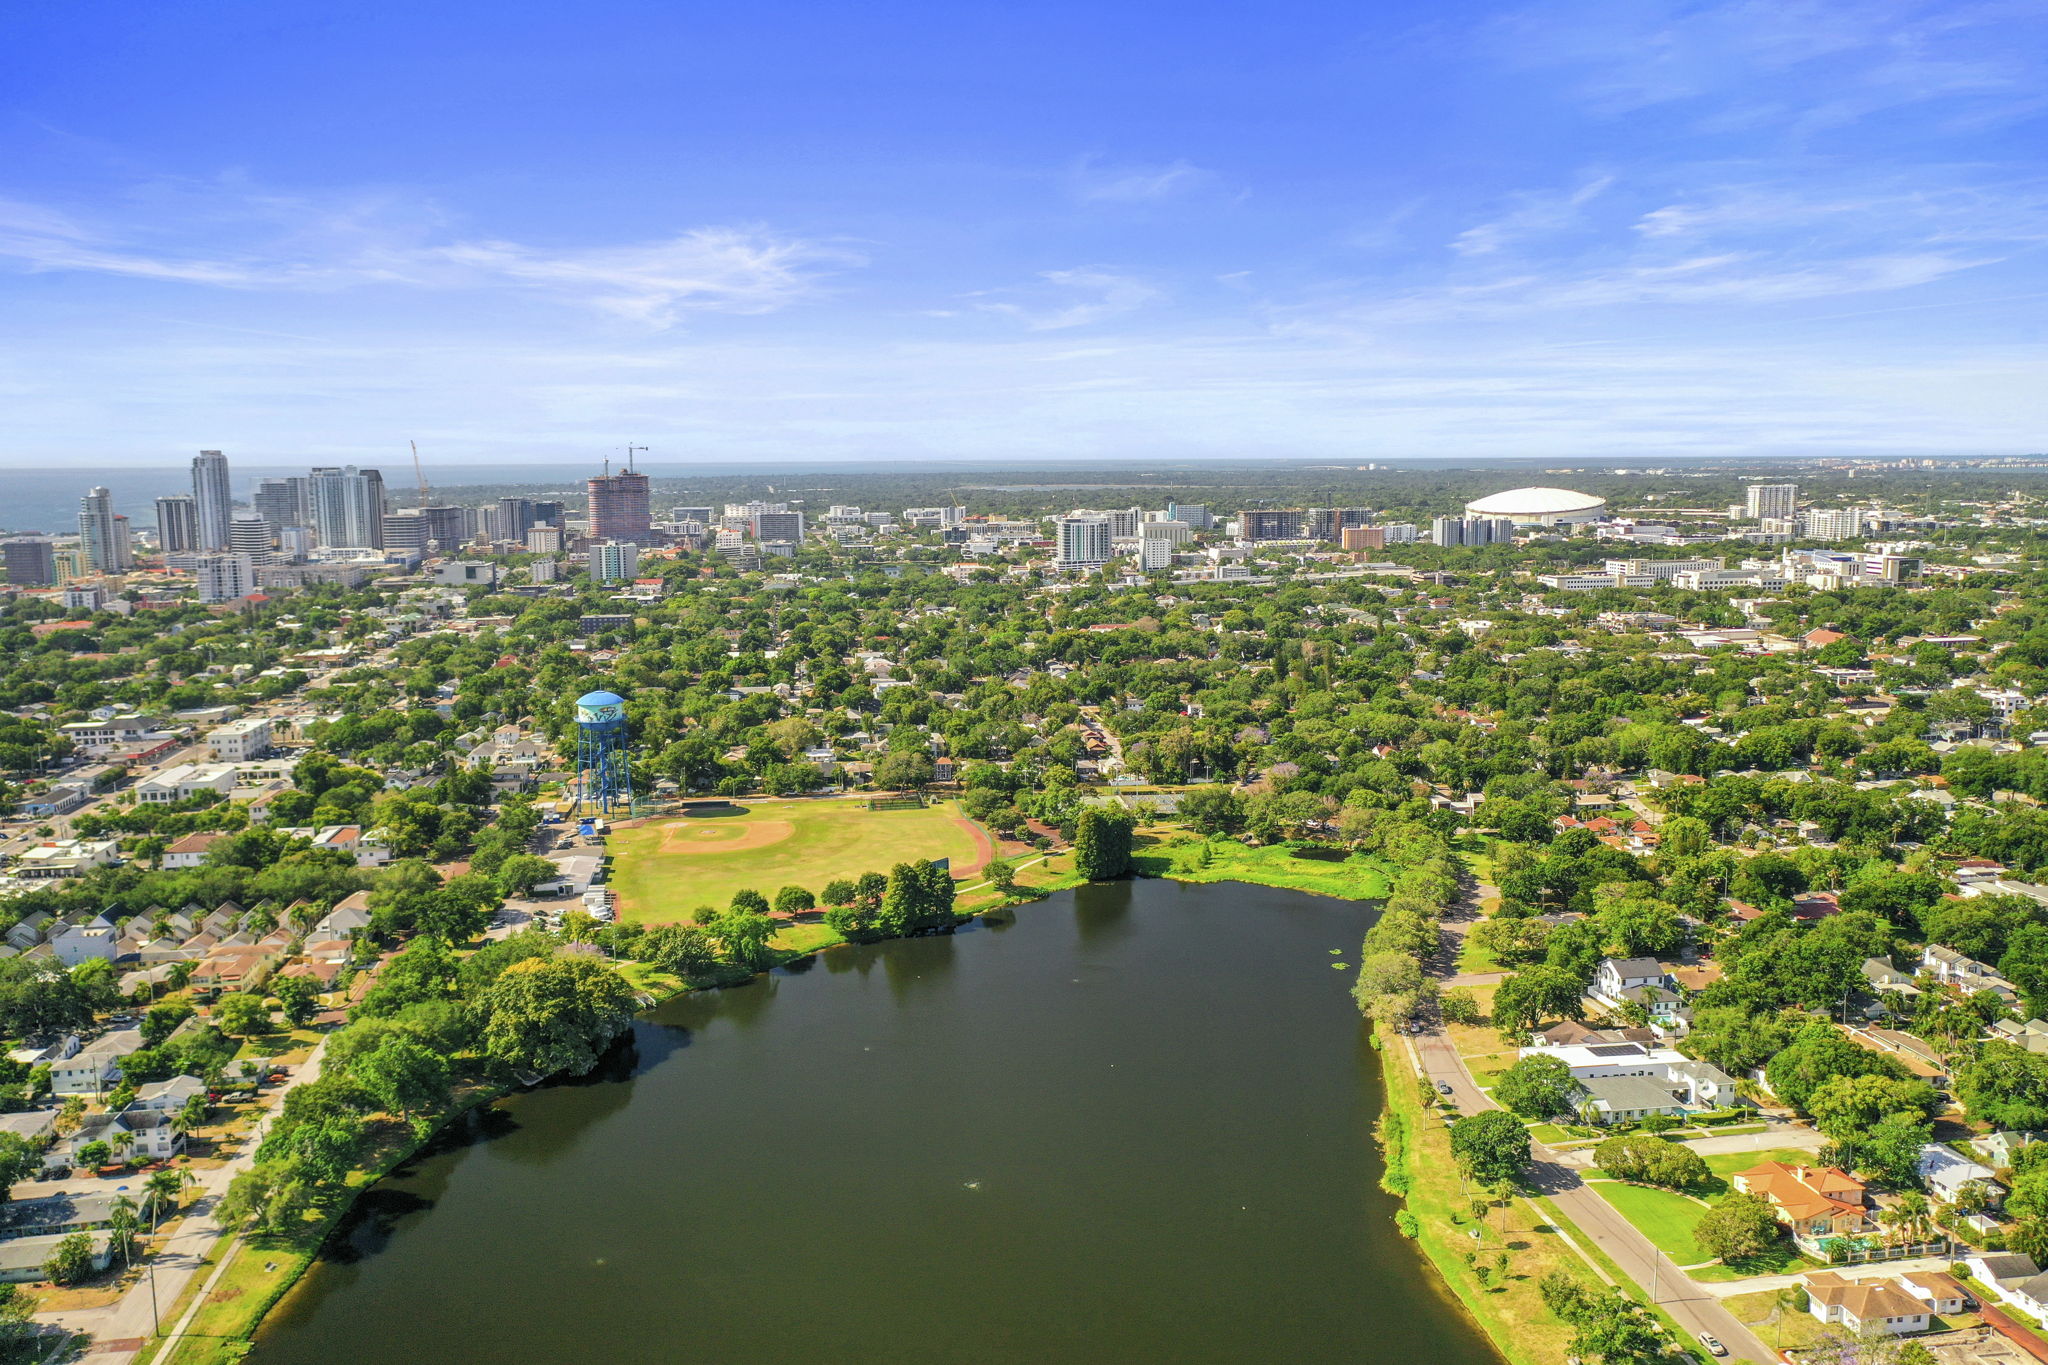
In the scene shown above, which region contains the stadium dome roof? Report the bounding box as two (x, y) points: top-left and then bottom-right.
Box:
(577, 690), (626, 708)
(1463, 486), (1607, 517)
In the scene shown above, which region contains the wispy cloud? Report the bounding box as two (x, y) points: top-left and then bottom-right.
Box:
(1451, 175), (1614, 256)
(973, 268), (1162, 330)
(1070, 157), (1216, 203)
(0, 187), (855, 327)
(1481, 0), (2048, 132)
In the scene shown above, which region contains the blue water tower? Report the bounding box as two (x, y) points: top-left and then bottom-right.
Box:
(573, 690), (634, 817)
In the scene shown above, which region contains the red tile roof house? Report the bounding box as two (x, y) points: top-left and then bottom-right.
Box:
(1733, 1162), (1873, 1254)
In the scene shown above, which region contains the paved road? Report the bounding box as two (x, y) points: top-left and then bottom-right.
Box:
(1412, 869), (1780, 1363)
(1405, 1029), (1778, 1362)
(40, 1039), (330, 1364)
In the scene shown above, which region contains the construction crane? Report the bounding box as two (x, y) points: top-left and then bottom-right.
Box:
(625, 443), (648, 471)
(410, 440), (432, 508)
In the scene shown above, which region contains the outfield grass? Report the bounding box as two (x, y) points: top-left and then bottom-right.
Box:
(606, 798), (990, 923)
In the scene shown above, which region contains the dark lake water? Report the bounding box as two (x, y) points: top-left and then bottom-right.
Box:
(251, 879), (1499, 1365)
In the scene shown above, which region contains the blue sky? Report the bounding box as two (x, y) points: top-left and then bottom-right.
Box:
(2, 0), (2045, 465)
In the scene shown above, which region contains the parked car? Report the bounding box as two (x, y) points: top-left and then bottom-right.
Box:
(1697, 1334), (1725, 1357)
(1436, 1082), (1454, 1097)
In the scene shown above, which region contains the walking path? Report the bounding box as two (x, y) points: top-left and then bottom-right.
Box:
(40, 1039), (330, 1365)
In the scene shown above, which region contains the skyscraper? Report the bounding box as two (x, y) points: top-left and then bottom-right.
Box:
(587, 469), (652, 543)
(192, 450), (233, 551)
(309, 466), (387, 548)
(78, 486), (132, 573)
(1, 538), (57, 587)
(253, 477), (310, 534)
(155, 495), (200, 552)
(229, 512), (276, 562)
(1054, 515), (1112, 570)
(589, 540), (641, 582)
(1745, 483), (1798, 521)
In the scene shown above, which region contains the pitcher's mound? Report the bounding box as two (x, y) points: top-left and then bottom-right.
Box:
(655, 819), (795, 855)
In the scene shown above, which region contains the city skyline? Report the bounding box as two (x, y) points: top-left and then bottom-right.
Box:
(2, 0), (2046, 465)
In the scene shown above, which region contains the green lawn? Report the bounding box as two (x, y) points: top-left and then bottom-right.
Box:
(1589, 1180), (1715, 1263)
(606, 798), (990, 923)
(1588, 1147), (1821, 1282)
(1134, 837), (1394, 901)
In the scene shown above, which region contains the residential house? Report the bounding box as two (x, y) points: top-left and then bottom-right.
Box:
(1592, 957), (1669, 1005)
(1897, 1271), (1971, 1317)
(48, 1028), (143, 1097)
(3, 912), (50, 951)
(1920, 1145), (2004, 1209)
(0, 1191), (120, 1239)
(1965, 1253), (2048, 1321)
(8, 839), (120, 879)
(49, 919), (117, 967)
(1975, 1131), (2044, 1170)
(1990, 1019), (2048, 1055)
(313, 894), (373, 939)
(1732, 1162), (1872, 1252)
(1923, 945), (2020, 1002)
(161, 832), (225, 869)
(1802, 1272), (1932, 1336)
(49, 1108), (185, 1170)
(0, 1233), (113, 1283)
(131, 1075), (206, 1113)
(1575, 1074), (1690, 1125)
(0, 1111), (57, 1146)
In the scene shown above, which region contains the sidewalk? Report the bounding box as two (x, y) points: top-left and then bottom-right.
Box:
(38, 1039), (330, 1365)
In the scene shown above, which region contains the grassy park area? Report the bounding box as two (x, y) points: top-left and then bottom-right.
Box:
(1135, 837), (1395, 901)
(606, 797), (991, 923)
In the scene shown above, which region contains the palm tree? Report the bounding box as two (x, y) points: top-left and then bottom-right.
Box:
(110, 1129), (136, 1168)
(143, 1170), (181, 1219)
(109, 1194), (140, 1267)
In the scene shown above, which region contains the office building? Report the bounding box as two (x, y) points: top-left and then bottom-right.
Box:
(279, 526), (315, 559)
(380, 513), (429, 553)
(1138, 538), (1174, 572)
(195, 554), (257, 604)
(671, 506), (714, 526)
(753, 510), (806, 543)
(155, 495), (200, 553)
(191, 449), (233, 551)
(309, 466), (386, 549)
(413, 505), (466, 550)
(1341, 526), (1383, 551)
(1142, 520), (1192, 546)
(1305, 508), (1372, 541)
(228, 513), (275, 562)
(78, 486), (132, 573)
(527, 525), (564, 554)
(2, 537), (57, 587)
(1803, 508), (1864, 541)
(252, 477), (310, 534)
(1165, 503), (1213, 530)
(1241, 509), (1304, 541)
(589, 541), (640, 583)
(495, 497), (541, 543)
(1054, 516), (1113, 571)
(588, 470), (652, 543)
(1745, 483), (1799, 521)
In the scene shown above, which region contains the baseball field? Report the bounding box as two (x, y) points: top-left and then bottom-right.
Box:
(605, 797), (994, 924)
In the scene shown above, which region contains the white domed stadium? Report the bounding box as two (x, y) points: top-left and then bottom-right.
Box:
(1462, 486), (1607, 526)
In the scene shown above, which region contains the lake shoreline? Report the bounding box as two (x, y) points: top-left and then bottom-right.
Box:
(170, 866), (1429, 1365)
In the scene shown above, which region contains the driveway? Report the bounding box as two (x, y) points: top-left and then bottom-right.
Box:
(40, 1039), (330, 1363)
